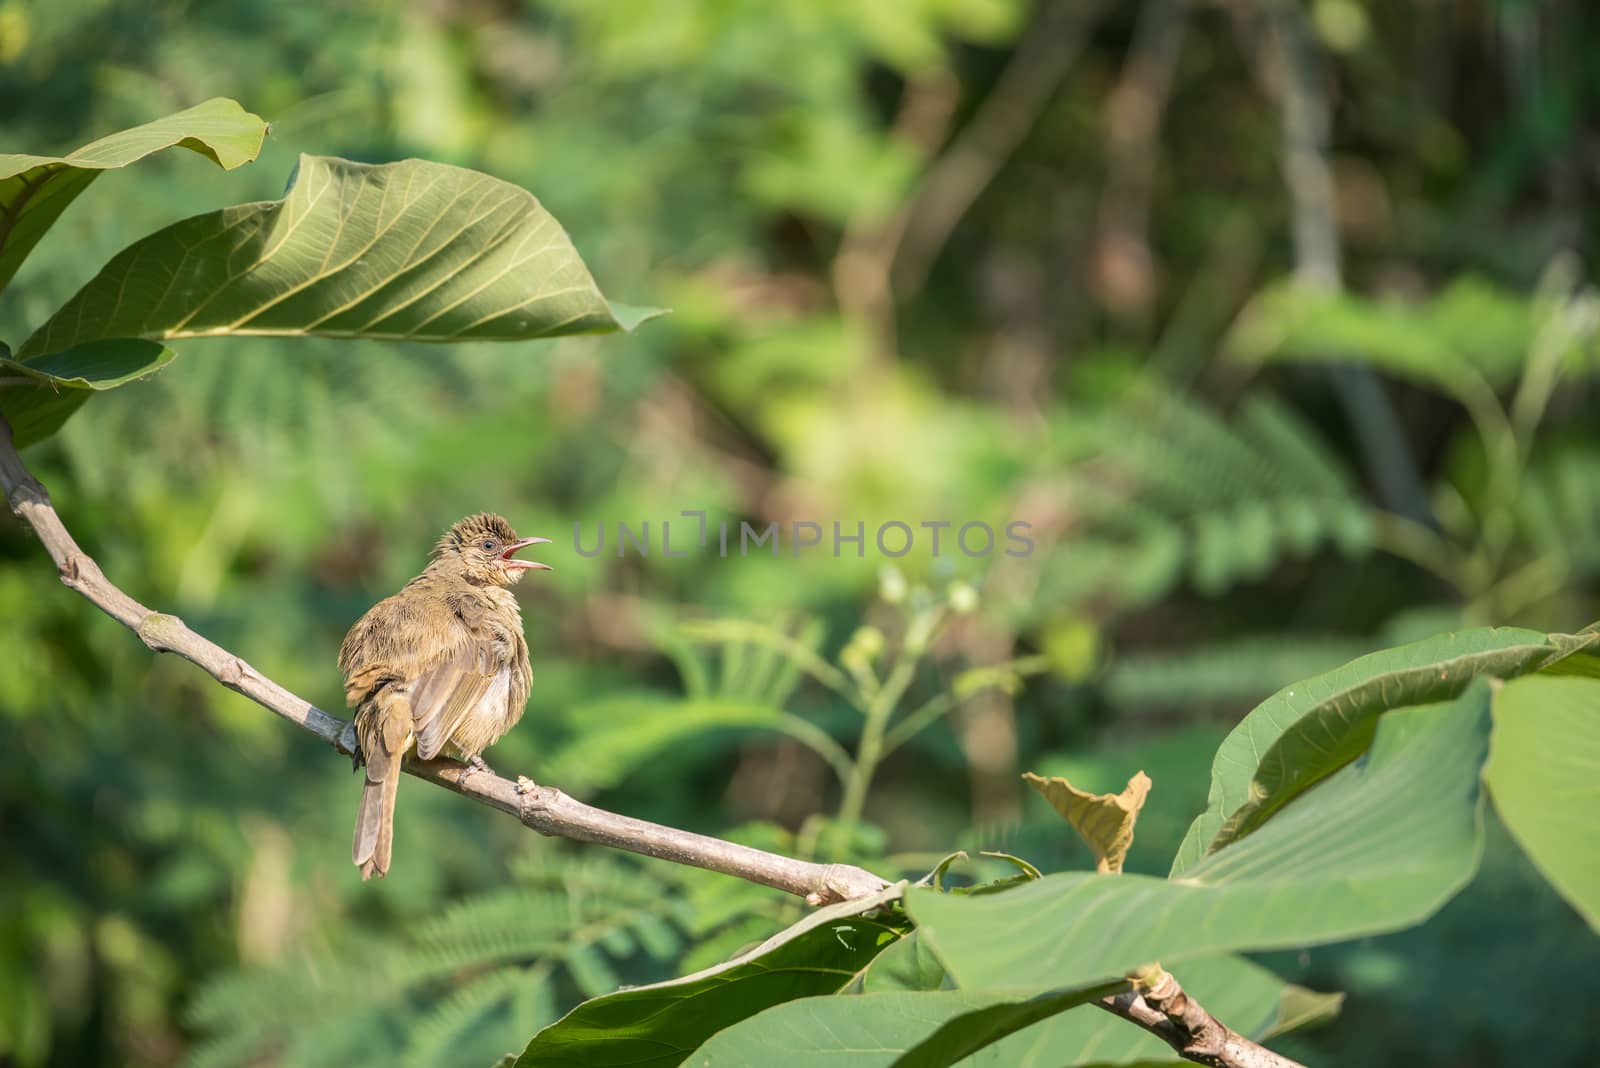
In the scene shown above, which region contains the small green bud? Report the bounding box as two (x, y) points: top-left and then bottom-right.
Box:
(947, 581), (978, 614)
(879, 565), (907, 604)
(849, 625), (885, 661)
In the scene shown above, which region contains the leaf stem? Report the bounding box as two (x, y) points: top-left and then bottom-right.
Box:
(1369, 510), (1464, 591)
(880, 655), (1050, 759)
(833, 610), (941, 849)
(835, 656), (916, 835)
(1450, 370), (1522, 584)
(775, 713), (856, 786)
(679, 619), (861, 709)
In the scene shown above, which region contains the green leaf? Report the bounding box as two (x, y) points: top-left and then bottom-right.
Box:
(907, 687), (1491, 997)
(1486, 674), (1600, 930)
(690, 987), (1117, 1068)
(690, 955), (1336, 1067)
(967, 956), (1339, 1066)
(0, 339), (176, 448)
(514, 883), (907, 1068)
(0, 98), (267, 293)
(1170, 627), (1598, 876)
(20, 153), (659, 359)
(606, 302), (666, 332)
(856, 929), (950, 993)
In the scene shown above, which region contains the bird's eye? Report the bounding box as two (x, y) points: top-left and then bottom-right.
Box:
(481, 540), (496, 552)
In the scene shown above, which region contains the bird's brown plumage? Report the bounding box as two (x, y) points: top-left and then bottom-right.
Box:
(339, 513), (546, 879)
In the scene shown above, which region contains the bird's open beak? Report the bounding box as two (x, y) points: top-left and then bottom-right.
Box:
(501, 536), (553, 571)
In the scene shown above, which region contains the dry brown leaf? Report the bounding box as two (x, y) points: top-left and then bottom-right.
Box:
(1022, 769), (1152, 873)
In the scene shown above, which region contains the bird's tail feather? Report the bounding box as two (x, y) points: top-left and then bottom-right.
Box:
(353, 740), (403, 880)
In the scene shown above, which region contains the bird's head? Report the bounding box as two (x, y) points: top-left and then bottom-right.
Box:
(432, 513), (551, 587)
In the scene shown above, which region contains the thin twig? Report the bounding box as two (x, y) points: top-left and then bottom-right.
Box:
(880, 654), (1051, 758)
(1098, 967), (1306, 1068)
(0, 411), (887, 907)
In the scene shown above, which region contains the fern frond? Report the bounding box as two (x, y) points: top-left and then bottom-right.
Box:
(675, 913), (782, 974)
(1229, 276), (1535, 395)
(1235, 393), (1355, 497)
(564, 941), (623, 998)
(629, 910), (685, 960)
(656, 627), (713, 699)
(1103, 634), (1377, 707)
(544, 694), (788, 793)
(1046, 386), (1373, 608)
(186, 844), (697, 1068)
(181, 1022), (279, 1068)
(401, 965), (550, 1068)
(408, 890), (578, 978)
(675, 617), (854, 701)
(510, 850), (676, 910)
(275, 999), (408, 1068)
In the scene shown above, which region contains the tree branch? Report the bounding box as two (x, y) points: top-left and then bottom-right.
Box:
(2, 412), (1309, 1059)
(1099, 967), (1306, 1068)
(0, 412), (887, 907)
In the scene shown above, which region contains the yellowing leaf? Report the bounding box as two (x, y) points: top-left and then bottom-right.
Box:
(1023, 769), (1152, 873)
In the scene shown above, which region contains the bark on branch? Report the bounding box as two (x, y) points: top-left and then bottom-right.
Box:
(0, 412), (886, 906)
(1098, 968), (1306, 1068)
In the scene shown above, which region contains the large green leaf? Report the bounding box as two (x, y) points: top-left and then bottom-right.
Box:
(848, 925), (1337, 1066)
(0, 340), (176, 448)
(1170, 627), (1597, 876)
(0, 98), (266, 294)
(513, 883), (907, 1068)
(857, 929), (951, 993)
(689, 987), (1114, 1067)
(967, 955), (1338, 1067)
(687, 955), (1334, 1067)
(20, 154), (658, 359)
(906, 686), (1491, 996)
(1486, 674), (1600, 930)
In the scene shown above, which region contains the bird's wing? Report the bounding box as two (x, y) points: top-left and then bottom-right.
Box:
(410, 640), (504, 760)
(409, 588), (514, 760)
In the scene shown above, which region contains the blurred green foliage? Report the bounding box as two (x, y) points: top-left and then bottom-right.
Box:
(2, 0), (1598, 1065)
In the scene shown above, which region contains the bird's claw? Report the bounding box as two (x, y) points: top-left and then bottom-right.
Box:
(461, 754), (495, 781)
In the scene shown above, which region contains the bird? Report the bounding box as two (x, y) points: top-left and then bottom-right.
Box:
(338, 513), (550, 880)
